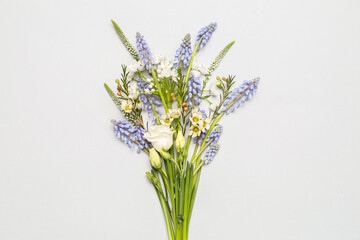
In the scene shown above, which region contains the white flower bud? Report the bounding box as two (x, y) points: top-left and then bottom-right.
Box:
(149, 148), (162, 169)
(175, 131), (186, 153)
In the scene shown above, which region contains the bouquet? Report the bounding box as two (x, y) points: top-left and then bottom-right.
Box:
(104, 20), (260, 240)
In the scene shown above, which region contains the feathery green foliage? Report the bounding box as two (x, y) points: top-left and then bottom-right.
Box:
(111, 20), (140, 61)
(207, 41), (235, 76)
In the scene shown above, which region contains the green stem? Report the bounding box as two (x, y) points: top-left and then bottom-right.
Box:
(151, 68), (168, 113)
(183, 39), (202, 96)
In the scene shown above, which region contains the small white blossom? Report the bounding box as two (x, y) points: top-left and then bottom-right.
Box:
(198, 64), (208, 75)
(190, 109), (203, 124)
(136, 101), (144, 110)
(201, 118), (211, 132)
(128, 82), (139, 99)
(144, 89), (150, 94)
(121, 99), (133, 113)
(171, 69), (178, 82)
(191, 70), (201, 78)
(169, 108), (181, 119)
(189, 122), (204, 138)
(161, 113), (174, 126)
(158, 60), (173, 78)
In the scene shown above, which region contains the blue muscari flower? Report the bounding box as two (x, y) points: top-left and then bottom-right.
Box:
(136, 32), (154, 70)
(219, 77), (260, 115)
(184, 76), (202, 108)
(137, 78), (162, 124)
(204, 143), (220, 164)
(206, 125), (223, 146)
(195, 22), (217, 49)
(174, 34), (192, 68)
(111, 119), (151, 154)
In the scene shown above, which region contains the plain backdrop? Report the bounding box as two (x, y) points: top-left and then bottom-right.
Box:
(1, 0), (360, 239)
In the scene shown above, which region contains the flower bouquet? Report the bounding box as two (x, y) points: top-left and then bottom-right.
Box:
(104, 20), (260, 240)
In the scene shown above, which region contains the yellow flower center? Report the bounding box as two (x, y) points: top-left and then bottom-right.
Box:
(192, 116), (199, 122)
(165, 118), (171, 124)
(193, 126), (200, 133)
(125, 105), (132, 111)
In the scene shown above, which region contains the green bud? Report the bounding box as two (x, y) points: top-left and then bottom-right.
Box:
(149, 148), (162, 169)
(159, 150), (173, 161)
(216, 81), (222, 87)
(175, 131), (186, 153)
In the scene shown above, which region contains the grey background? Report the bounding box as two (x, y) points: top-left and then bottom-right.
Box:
(1, 0), (360, 239)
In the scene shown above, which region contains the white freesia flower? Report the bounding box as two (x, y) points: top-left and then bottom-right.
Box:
(144, 125), (174, 151)
(209, 102), (218, 112)
(189, 122), (204, 138)
(160, 113), (173, 126)
(154, 53), (166, 64)
(197, 64), (208, 75)
(158, 60), (173, 78)
(128, 82), (139, 99)
(191, 70), (201, 78)
(121, 99), (133, 113)
(169, 108), (181, 119)
(171, 69), (178, 82)
(128, 60), (145, 73)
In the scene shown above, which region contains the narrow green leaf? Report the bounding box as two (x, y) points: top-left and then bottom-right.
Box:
(207, 41), (235, 76)
(111, 19), (140, 61)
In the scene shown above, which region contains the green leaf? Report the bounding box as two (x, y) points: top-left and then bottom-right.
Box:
(207, 41), (235, 76)
(111, 20), (140, 61)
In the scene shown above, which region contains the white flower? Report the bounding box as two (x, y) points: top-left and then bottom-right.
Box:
(209, 82), (218, 96)
(128, 60), (145, 73)
(191, 70), (201, 78)
(136, 101), (144, 110)
(160, 113), (173, 126)
(121, 99), (133, 113)
(158, 61), (173, 78)
(169, 108), (181, 119)
(144, 125), (174, 151)
(144, 89), (150, 94)
(189, 122), (204, 138)
(171, 69), (178, 82)
(201, 118), (211, 132)
(190, 109), (203, 124)
(154, 53), (166, 64)
(197, 64), (208, 75)
(209, 102), (217, 112)
(128, 82), (139, 99)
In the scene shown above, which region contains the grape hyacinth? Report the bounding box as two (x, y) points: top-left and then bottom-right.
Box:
(204, 143), (220, 164)
(219, 77), (260, 115)
(185, 76), (202, 107)
(195, 22), (217, 49)
(111, 119), (150, 153)
(174, 34), (192, 68)
(136, 32), (154, 70)
(206, 125), (223, 146)
(137, 78), (162, 123)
